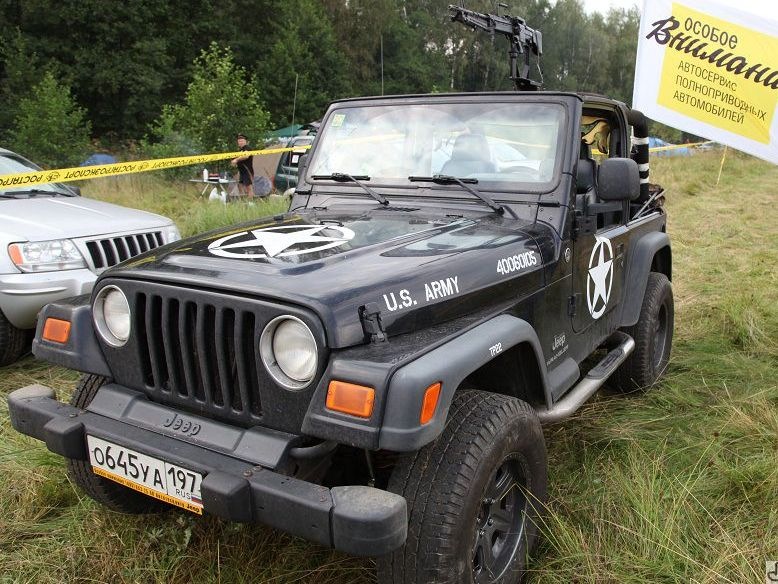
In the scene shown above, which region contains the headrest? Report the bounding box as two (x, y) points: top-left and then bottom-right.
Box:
(450, 134), (491, 161)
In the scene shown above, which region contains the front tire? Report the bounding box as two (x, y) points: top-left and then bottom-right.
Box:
(67, 374), (163, 514)
(377, 390), (548, 584)
(0, 309), (27, 366)
(609, 271), (674, 392)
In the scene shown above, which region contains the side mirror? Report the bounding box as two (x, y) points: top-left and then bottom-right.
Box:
(598, 158), (639, 201)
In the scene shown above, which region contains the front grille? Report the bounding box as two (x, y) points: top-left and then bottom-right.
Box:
(97, 280), (325, 431)
(136, 292), (263, 419)
(86, 232), (163, 269)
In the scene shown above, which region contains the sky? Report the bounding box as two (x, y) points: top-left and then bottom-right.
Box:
(581, 0), (639, 13)
(580, 0), (769, 15)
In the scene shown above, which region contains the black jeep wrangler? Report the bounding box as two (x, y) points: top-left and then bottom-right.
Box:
(7, 13), (673, 584)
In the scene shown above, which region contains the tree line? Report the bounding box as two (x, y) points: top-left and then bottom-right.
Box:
(0, 0), (647, 167)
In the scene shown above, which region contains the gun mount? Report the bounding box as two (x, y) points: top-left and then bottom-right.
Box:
(449, 3), (543, 91)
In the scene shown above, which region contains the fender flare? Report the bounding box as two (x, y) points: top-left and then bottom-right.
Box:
(620, 231), (671, 328)
(377, 314), (550, 452)
(32, 299), (112, 378)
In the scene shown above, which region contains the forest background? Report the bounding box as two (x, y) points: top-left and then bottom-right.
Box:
(0, 0), (667, 168)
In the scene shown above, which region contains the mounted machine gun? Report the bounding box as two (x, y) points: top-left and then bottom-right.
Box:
(449, 3), (543, 90)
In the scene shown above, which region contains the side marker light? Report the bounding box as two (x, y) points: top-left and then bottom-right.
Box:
(420, 382), (442, 425)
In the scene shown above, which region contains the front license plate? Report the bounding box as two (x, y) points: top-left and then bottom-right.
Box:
(86, 435), (204, 514)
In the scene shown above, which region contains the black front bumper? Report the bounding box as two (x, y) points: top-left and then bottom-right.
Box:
(7, 385), (406, 557)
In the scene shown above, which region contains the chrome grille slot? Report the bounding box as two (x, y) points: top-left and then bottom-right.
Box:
(86, 231), (163, 269)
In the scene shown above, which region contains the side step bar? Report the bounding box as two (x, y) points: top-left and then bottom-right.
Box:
(536, 331), (635, 424)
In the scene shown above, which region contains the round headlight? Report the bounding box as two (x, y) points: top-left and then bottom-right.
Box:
(260, 315), (318, 389)
(94, 285), (131, 346)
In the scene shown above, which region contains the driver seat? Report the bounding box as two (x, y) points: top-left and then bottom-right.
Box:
(440, 134), (495, 176)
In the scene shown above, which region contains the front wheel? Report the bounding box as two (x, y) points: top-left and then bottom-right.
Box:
(67, 374), (163, 514)
(0, 309), (28, 366)
(377, 390), (547, 584)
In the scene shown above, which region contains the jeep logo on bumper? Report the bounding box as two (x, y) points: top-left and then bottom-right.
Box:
(161, 413), (201, 436)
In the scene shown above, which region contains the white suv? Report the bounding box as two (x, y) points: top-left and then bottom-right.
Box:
(0, 148), (180, 365)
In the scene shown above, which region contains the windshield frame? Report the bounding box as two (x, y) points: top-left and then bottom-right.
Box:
(304, 95), (572, 198)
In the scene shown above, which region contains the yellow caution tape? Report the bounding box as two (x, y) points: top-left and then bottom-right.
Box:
(593, 140), (714, 156)
(0, 145), (311, 189)
(647, 140), (712, 153)
(0, 138), (719, 189)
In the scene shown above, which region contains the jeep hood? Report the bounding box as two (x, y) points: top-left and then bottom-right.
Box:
(110, 207), (551, 348)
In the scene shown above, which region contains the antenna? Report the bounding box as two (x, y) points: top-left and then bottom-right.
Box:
(381, 34), (385, 96)
(291, 73), (299, 129)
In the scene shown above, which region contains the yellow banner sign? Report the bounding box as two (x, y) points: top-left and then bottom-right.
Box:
(634, 0), (778, 164)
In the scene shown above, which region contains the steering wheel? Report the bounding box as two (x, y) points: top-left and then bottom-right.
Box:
(502, 166), (539, 179)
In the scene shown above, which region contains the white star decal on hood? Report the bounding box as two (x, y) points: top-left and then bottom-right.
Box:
(208, 224), (355, 259)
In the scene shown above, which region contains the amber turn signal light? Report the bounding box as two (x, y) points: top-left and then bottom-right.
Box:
(326, 380), (375, 418)
(420, 382), (442, 425)
(8, 244), (23, 267)
(42, 318), (71, 344)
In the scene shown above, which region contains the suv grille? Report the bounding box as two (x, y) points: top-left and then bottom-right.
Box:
(97, 280), (325, 431)
(86, 232), (163, 269)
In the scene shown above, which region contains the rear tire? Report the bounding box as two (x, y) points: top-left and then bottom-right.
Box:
(609, 272), (674, 392)
(377, 390), (547, 584)
(0, 310), (28, 366)
(67, 374), (163, 514)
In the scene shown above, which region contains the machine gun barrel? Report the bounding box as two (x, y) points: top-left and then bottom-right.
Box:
(449, 3), (543, 91)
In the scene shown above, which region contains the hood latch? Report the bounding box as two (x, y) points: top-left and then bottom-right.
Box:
(359, 302), (387, 343)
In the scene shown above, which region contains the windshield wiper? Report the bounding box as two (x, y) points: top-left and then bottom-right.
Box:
(311, 173), (389, 206)
(408, 174), (505, 215)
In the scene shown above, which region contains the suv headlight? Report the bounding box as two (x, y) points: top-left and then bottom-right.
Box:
(260, 315), (318, 389)
(8, 239), (86, 273)
(93, 285), (131, 346)
(163, 224), (181, 243)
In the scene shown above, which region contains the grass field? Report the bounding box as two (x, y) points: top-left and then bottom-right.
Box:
(1, 152), (776, 583)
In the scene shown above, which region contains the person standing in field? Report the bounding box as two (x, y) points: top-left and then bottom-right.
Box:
(231, 133), (254, 197)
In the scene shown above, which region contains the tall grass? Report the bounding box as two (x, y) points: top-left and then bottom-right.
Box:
(79, 173), (289, 238)
(1, 152), (776, 583)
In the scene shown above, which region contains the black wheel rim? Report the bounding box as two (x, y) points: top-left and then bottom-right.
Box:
(472, 456), (528, 583)
(651, 302), (669, 371)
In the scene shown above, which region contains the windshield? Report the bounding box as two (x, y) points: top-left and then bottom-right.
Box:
(307, 101), (564, 190)
(0, 154), (74, 196)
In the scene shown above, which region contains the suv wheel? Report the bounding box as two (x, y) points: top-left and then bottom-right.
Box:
(610, 271), (674, 392)
(67, 374), (163, 514)
(0, 309), (27, 366)
(377, 390), (547, 584)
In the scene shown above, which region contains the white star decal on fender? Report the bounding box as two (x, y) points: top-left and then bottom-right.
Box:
(586, 235), (614, 319)
(207, 224), (356, 259)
